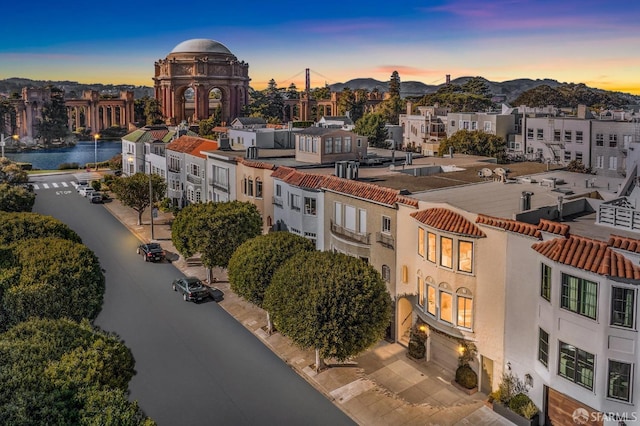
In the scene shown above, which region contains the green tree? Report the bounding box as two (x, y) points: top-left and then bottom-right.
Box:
(286, 83), (300, 100)
(461, 77), (491, 97)
(0, 183), (36, 212)
(110, 173), (167, 226)
(264, 251), (392, 371)
(354, 112), (388, 148)
(0, 318), (152, 425)
(0, 237), (104, 329)
(388, 70), (401, 97)
(35, 86), (69, 144)
(198, 108), (222, 139)
(264, 79), (285, 123)
(336, 87), (355, 116)
(144, 97), (163, 125)
(228, 232), (315, 332)
(171, 201), (262, 281)
(311, 85), (331, 100)
(437, 129), (506, 158)
(0, 211), (82, 245)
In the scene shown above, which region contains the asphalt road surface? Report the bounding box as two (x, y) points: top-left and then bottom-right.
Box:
(32, 173), (355, 426)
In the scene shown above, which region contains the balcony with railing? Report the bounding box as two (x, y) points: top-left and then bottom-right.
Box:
(376, 232), (395, 249)
(186, 174), (202, 185)
(598, 197), (640, 231)
(330, 220), (370, 244)
(167, 164), (181, 173)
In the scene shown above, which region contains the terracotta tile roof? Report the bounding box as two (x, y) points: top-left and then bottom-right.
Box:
(476, 214), (541, 238)
(189, 140), (219, 159)
(411, 208), (486, 238)
(532, 235), (640, 280)
(271, 166), (296, 179)
(212, 126), (229, 133)
(321, 175), (404, 207)
(608, 235), (640, 254)
(397, 195), (419, 208)
(166, 135), (215, 154)
(238, 157), (276, 170)
(284, 171), (327, 189)
(538, 219), (570, 236)
(150, 129), (170, 140)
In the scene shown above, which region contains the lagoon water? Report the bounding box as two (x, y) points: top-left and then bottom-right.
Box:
(5, 141), (122, 170)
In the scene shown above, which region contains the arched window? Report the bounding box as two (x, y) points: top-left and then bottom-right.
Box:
(439, 282), (453, 324)
(255, 178), (263, 198)
(456, 287), (473, 329)
(426, 277), (436, 316)
(248, 177), (254, 197)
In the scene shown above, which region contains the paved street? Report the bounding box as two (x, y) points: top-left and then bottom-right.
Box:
(30, 171), (514, 425)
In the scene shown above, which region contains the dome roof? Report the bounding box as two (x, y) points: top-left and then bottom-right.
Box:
(170, 39), (232, 55)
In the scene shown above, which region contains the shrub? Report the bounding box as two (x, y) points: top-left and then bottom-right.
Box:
(407, 326), (426, 359)
(455, 364), (478, 389)
(509, 393), (533, 416)
(497, 372), (528, 404)
(488, 388), (502, 403)
(58, 162), (81, 170)
(520, 401), (539, 420)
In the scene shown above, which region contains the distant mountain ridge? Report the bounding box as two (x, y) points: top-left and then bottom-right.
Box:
(0, 78), (154, 99)
(328, 76), (640, 105)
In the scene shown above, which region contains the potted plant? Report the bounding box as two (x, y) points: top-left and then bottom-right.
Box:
(453, 342), (478, 394)
(407, 325), (426, 360)
(490, 372), (539, 426)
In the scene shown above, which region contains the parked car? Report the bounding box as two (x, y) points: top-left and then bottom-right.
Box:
(90, 192), (103, 203)
(137, 242), (166, 262)
(172, 277), (210, 302)
(79, 187), (95, 197)
(76, 184), (89, 193)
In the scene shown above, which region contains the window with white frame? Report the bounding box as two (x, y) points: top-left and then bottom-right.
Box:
(564, 151), (572, 161)
(290, 193), (301, 211)
(527, 128), (534, 140)
(484, 121), (492, 132)
(275, 184), (281, 197)
(458, 241), (473, 273)
(381, 265), (391, 282)
(344, 205), (356, 231)
(439, 286), (453, 323)
(541, 263), (552, 301)
(609, 134), (618, 147)
(312, 137), (318, 153)
(576, 131), (583, 143)
(538, 328), (549, 367)
(471, 121), (478, 130)
(344, 137), (352, 152)
(596, 155), (604, 169)
(537, 129), (544, 140)
(255, 179), (263, 198)
(248, 177), (254, 197)
(382, 216), (391, 233)
(356, 138), (362, 147)
(564, 130), (572, 142)
(596, 133), (604, 146)
(426, 279), (436, 316)
(335, 137), (342, 153)
(418, 227), (425, 257)
(609, 156), (618, 170)
(304, 197), (316, 215)
(575, 152), (582, 162)
(607, 360), (632, 402)
(358, 209), (367, 234)
(554, 130), (561, 142)
(418, 276), (424, 307)
(334, 202), (342, 225)
(195, 189), (202, 203)
(325, 138), (333, 154)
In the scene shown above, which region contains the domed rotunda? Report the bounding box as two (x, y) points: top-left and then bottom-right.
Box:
(153, 38), (250, 125)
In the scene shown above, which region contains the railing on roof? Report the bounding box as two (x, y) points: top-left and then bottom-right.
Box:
(597, 200), (640, 231)
(330, 220), (370, 245)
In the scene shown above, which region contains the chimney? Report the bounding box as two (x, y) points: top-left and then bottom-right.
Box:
(446, 74), (451, 84)
(521, 191), (534, 211)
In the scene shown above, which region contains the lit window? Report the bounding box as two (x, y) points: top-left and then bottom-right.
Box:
(427, 232), (436, 263)
(440, 237), (453, 268)
(418, 277), (424, 307)
(418, 227), (425, 257)
(458, 241), (473, 273)
(440, 291), (453, 323)
(456, 288), (473, 329)
(427, 284), (436, 316)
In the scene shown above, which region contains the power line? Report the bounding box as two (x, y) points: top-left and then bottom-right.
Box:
(278, 69), (306, 85)
(308, 69), (339, 85)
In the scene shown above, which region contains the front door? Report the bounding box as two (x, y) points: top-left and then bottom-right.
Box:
(481, 356), (494, 395)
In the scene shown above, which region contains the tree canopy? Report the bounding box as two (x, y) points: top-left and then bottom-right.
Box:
(110, 173), (167, 226)
(35, 86), (69, 144)
(512, 83), (631, 109)
(0, 211), (81, 245)
(228, 232), (315, 308)
(0, 317), (153, 425)
(0, 183), (35, 212)
(354, 112), (388, 148)
(263, 251), (391, 368)
(0, 158), (29, 184)
(0, 237), (105, 329)
(437, 129), (507, 158)
(171, 201), (262, 270)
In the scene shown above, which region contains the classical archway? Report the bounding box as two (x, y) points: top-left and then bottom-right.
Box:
(153, 39), (250, 126)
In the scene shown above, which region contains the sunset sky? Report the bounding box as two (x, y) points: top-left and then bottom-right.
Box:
(1, 0), (639, 94)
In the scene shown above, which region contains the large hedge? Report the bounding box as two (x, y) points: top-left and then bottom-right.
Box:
(0, 212), (81, 245)
(0, 318), (154, 425)
(0, 183), (36, 212)
(0, 237), (104, 329)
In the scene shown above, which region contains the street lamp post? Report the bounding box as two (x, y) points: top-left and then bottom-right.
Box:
(93, 133), (100, 171)
(128, 155), (155, 240)
(0, 134), (18, 158)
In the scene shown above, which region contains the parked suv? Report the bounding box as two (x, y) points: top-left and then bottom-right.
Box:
(172, 277), (210, 302)
(137, 243), (166, 262)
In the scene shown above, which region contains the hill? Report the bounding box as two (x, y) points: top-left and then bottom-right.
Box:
(0, 78), (154, 99)
(329, 76), (640, 106)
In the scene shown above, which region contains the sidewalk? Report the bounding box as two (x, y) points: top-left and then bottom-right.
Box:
(103, 197), (513, 426)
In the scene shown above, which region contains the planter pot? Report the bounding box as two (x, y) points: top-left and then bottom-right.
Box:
(451, 380), (478, 395)
(493, 402), (539, 426)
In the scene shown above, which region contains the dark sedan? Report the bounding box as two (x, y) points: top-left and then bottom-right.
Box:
(172, 277), (210, 302)
(137, 242), (166, 262)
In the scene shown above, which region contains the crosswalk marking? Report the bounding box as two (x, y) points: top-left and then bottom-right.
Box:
(31, 181), (85, 191)
(61, 182), (69, 187)
(52, 183), (59, 188)
(42, 183), (50, 189)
